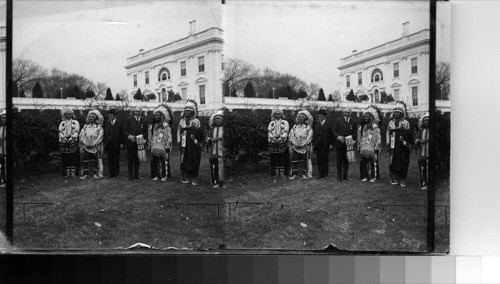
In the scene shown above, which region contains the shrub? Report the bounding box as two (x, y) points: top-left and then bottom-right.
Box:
(32, 82), (44, 98)
(133, 89), (143, 101)
(223, 110), (269, 169)
(105, 88), (114, 100)
(317, 88), (326, 101)
(13, 110), (60, 168)
(346, 89), (357, 101)
(243, 82), (256, 98)
(359, 94), (369, 101)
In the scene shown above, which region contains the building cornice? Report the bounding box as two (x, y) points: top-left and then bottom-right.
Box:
(338, 39), (429, 71)
(125, 37), (224, 70)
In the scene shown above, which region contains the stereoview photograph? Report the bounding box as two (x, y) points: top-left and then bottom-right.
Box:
(2, 0), (450, 253)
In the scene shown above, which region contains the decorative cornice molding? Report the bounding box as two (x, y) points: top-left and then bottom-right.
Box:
(125, 37), (224, 69)
(338, 40), (429, 70)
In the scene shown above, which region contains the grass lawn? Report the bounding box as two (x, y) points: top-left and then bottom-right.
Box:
(4, 147), (449, 252)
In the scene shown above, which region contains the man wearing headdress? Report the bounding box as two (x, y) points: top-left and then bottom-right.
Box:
(268, 108), (289, 177)
(333, 108), (358, 182)
(59, 107), (80, 177)
(414, 113), (429, 189)
(206, 109), (226, 188)
(288, 110), (314, 179)
(104, 108), (123, 179)
(0, 110), (6, 187)
(123, 108), (148, 181)
(313, 109), (333, 179)
(386, 101), (412, 187)
(149, 105), (173, 181)
(79, 109), (104, 179)
(358, 105), (382, 182)
(177, 100), (204, 185)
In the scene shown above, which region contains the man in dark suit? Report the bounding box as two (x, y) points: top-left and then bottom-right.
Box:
(104, 108), (123, 179)
(332, 108), (358, 182)
(313, 109), (334, 179)
(123, 108), (148, 181)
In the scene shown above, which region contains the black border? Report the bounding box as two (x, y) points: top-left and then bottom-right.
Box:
(1, 0), (448, 281)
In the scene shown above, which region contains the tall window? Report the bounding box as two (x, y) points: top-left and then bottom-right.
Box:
(145, 71), (149, 84)
(346, 75), (350, 88)
(199, 85), (206, 105)
(394, 89), (400, 101)
(393, 63), (399, 78)
(181, 61), (186, 76)
(161, 88), (167, 102)
(358, 72), (362, 85)
(412, 86), (418, 106)
(411, 58), (418, 74)
(198, 56), (205, 73)
(181, 88), (187, 100)
(133, 74), (137, 87)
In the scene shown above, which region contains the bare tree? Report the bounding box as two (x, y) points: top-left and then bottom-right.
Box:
(118, 89), (129, 101)
(223, 58), (258, 93)
(436, 61), (451, 100)
(332, 90), (341, 101)
(12, 58), (47, 93)
(95, 82), (108, 100)
(41, 68), (95, 98)
(306, 82), (320, 99)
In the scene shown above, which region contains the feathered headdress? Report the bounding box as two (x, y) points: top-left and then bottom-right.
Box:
(181, 99), (198, 118)
(271, 107), (284, 120)
(86, 109), (104, 126)
(209, 109), (225, 128)
(154, 104), (174, 127)
(60, 107), (74, 119)
(296, 109), (313, 127)
(363, 105), (383, 128)
(392, 101), (407, 118)
(418, 112), (429, 129)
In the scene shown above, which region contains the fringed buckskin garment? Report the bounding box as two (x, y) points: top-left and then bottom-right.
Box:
(59, 108), (80, 177)
(149, 121), (172, 180)
(268, 108), (289, 177)
(79, 110), (104, 178)
(288, 110), (313, 179)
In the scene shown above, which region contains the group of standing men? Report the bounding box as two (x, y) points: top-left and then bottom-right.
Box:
(57, 100), (227, 188)
(268, 101), (430, 189)
(56, 99), (429, 189)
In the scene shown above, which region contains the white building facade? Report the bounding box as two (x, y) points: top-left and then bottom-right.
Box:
(125, 25), (224, 111)
(338, 26), (430, 114)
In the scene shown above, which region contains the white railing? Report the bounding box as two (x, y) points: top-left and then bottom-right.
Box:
(13, 97), (186, 111)
(14, 97), (438, 114)
(223, 97), (397, 113)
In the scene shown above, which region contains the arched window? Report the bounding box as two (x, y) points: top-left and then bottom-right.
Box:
(371, 69), (383, 83)
(158, 68), (170, 82)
